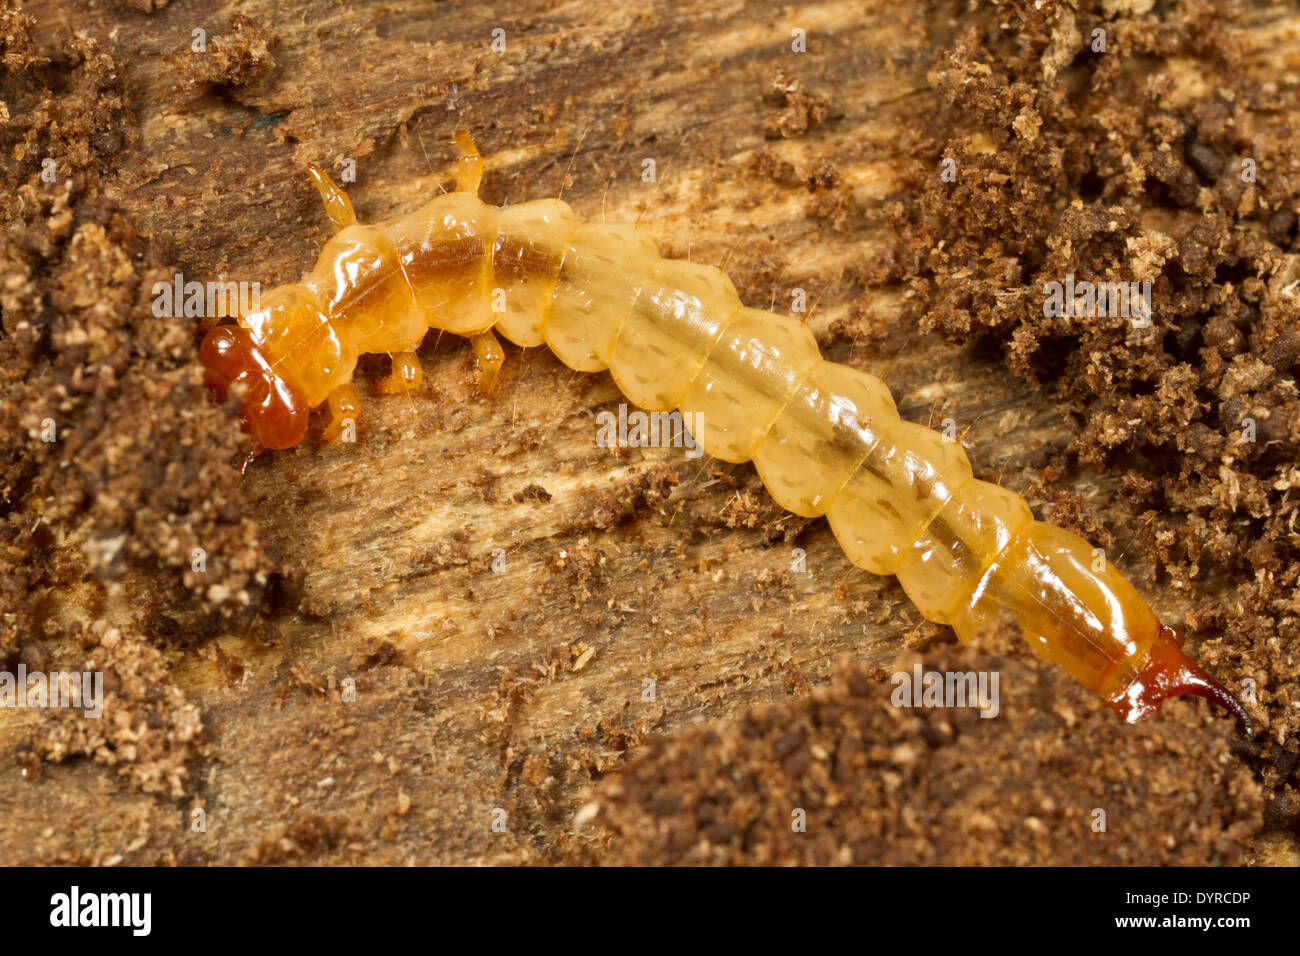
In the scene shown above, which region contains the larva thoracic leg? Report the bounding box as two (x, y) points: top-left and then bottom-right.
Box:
(307, 162), (358, 230)
(471, 330), (505, 394)
(376, 351), (423, 394)
(323, 383), (361, 444)
(201, 131), (1251, 734)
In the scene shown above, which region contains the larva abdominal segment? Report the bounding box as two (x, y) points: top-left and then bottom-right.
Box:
(200, 132), (1251, 733)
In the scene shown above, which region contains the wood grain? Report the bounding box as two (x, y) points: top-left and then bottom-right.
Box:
(5, 0), (1284, 865)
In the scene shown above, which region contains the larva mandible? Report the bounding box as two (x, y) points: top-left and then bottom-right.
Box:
(201, 130), (1250, 733)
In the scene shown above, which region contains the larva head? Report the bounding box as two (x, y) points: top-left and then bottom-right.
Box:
(200, 324), (309, 450)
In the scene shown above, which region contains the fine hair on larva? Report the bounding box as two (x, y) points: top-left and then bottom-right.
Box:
(200, 130), (1251, 734)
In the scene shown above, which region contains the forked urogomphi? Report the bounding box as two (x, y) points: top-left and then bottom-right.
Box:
(200, 131), (1252, 734)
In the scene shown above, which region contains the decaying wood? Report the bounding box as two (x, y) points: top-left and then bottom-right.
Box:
(2, 0), (1295, 865)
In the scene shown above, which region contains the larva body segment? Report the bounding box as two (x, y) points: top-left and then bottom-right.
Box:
(393, 192), (499, 337)
(684, 308), (822, 463)
(492, 200), (579, 348)
(306, 224), (422, 356)
(830, 420), (972, 579)
(607, 259), (742, 412)
(546, 223), (657, 371)
(752, 361), (898, 517)
(201, 133), (1250, 733)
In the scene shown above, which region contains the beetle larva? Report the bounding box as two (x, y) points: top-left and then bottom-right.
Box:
(201, 131), (1250, 733)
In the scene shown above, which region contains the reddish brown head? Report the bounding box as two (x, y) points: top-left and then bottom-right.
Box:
(200, 325), (309, 450)
(1111, 624), (1253, 735)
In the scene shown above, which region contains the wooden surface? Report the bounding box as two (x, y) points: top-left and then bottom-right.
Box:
(1, 0), (1291, 864)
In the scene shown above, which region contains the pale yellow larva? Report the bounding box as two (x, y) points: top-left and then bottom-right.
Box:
(200, 131), (1250, 733)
